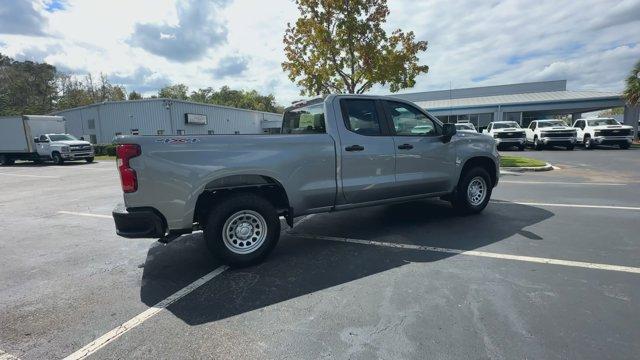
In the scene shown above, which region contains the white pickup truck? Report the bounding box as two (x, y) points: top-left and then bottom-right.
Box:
(572, 118), (634, 149)
(525, 119), (577, 150)
(482, 121), (526, 151)
(0, 115), (94, 165)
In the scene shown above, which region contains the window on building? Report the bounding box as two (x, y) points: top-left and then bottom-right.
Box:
(234, 131), (240, 134)
(176, 130), (185, 135)
(89, 135), (97, 144)
(131, 129), (140, 135)
(157, 130), (165, 135)
(208, 130), (215, 135)
(87, 119), (95, 130)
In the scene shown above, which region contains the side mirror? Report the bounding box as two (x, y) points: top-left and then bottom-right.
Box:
(442, 123), (457, 143)
(80, 136), (84, 140)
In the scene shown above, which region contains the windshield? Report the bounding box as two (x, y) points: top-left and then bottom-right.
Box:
(493, 122), (520, 129)
(587, 119), (620, 126)
(282, 103), (326, 134)
(455, 123), (474, 130)
(538, 121), (567, 128)
(48, 134), (78, 141)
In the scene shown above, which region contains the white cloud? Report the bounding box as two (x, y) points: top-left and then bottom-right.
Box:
(0, 0), (638, 105)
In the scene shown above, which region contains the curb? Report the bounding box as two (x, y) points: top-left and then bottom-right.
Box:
(500, 163), (555, 172)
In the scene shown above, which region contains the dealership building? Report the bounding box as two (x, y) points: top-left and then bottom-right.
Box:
(393, 80), (639, 134)
(52, 99), (283, 144)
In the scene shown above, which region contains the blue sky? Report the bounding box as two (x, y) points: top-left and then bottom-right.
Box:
(0, 0), (639, 104)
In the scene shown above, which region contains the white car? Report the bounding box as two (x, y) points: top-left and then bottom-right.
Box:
(572, 118), (634, 149)
(482, 121), (526, 150)
(525, 119), (577, 150)
(455, 122), (477, 132)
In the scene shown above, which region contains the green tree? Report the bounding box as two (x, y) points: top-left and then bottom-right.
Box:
(128, 90), (143, 100)
(0, 53), (58, 115)
(158, 84), (189, 100)
(623, 59), (640, 106)
(189, 86), (283, 113)
(282, 0), (428, 96)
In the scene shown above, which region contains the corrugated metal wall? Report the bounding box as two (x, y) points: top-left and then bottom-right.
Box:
(54, 99), (283, 144)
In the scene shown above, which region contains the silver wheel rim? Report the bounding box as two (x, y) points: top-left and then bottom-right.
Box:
(222, 210), (267, 254)
(467, 176), (487, 206)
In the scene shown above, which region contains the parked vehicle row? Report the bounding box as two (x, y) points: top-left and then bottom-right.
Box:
(481, 118), (634, 151)
(0, 115), (95, 165)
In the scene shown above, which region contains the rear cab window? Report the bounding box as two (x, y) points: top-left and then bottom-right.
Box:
(282, 103), (326, 134)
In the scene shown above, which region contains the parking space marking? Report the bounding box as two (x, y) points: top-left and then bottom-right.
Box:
(0, 350), (21, 360)
(293, 234), (640, 274)
(0, 172), (59, 179)
(58, 211), (112, 219)
(500, 180), (627, 186)
(63, 265), (228, 360)
(492, 201), (640, 211)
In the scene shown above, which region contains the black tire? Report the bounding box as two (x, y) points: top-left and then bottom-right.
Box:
(203, 193), (280, 267)
(518, 144), (525, 151)
(620, 143), (630, 150)
(85, 157), (95, 163)
(566, 145), (575, 150)
(584, 135), (594, 149)
(0, 155), (14, 166)
(450, 167), (493, 215)
(52, 152), (64, 165)
(533, 136), (543, 150)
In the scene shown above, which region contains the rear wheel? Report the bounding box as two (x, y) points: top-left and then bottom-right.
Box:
(0, 155), (14, 166)
(450, 167), (493, 215)
(203, 193), (280, 267)
(52, 152), (64, 165)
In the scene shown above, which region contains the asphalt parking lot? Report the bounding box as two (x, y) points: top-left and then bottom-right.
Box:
(1, 148), (639, 360)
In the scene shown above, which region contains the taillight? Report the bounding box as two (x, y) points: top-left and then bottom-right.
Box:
(116, 144), (141, 193)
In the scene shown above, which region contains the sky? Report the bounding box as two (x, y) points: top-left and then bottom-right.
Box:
(0, 0), (639, 105)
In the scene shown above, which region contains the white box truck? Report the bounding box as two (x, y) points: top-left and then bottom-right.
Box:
(0, 115), (94, 165)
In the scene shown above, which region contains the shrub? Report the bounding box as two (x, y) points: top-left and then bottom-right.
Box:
(94, 144), (117, 156)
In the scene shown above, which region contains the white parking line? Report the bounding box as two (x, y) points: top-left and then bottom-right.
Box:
(294, 234), (640, 274)
(58, 211), (112, 219)
(0, 172), (59, 179)
(63, 265), (228, 360)
(501, 180), (627, 186)
(0, 349), (21, 360)
(492, 201), (640, 211)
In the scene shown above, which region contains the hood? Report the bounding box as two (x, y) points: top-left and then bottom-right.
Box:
(591, 124), (632, 130)
(52, 140), (92, 146)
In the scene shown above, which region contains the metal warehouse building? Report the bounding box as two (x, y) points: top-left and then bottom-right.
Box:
(393, 80), (639, 135)
(52, 99), (283, 144)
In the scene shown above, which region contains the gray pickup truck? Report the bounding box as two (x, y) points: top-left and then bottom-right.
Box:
(112, 95), (499, 266)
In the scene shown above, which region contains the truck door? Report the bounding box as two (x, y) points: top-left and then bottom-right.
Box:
(36, 135), (51, 156)
(526, 122), (536, 142)
(382, 100), (456, 197)
(338, 98), (397, 204)
(574, 120), (585, 141)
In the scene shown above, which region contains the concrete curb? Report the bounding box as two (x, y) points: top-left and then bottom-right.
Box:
(500, 163), (555, 172)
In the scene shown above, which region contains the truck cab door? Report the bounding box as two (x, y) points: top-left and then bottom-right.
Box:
(35, 135), (51, 156)
(338, 98), (397, 204)
(383, 100), (455, 197)
(526, 122), (536, 142)
(573, 120), (584, 141)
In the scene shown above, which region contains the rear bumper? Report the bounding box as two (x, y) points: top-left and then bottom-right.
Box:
(112, 203), (166, 238)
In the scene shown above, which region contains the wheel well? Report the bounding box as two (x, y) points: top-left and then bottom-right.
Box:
(193, 175), (291, 227)
(461, 157), (497, 187)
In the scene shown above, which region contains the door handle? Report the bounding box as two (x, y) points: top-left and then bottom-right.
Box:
(345, 145), (365, 152)
(397, 143), (413, 150)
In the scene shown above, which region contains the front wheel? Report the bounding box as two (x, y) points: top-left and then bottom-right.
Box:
(584, 135), (594, 149)
(534, 137), (543, 150)
(52, 152), (64, 165)
(566, 145), (575, 150)
(450, 167), (493, 215)
(620, 143), (630, 150)
(518, 144), (525, 151)
(85, 157), (94, 163)
(0, 155), (14, 166)
(203, 193), (280, 267)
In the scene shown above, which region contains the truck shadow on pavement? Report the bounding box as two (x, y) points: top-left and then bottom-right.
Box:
(139, 199), (553, 325)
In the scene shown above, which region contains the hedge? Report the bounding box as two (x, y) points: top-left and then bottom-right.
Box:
(93, 144), (117, 156)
